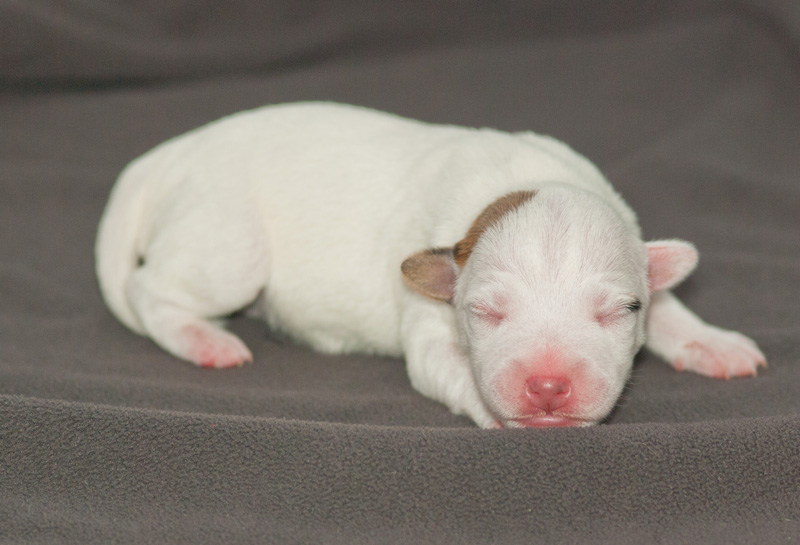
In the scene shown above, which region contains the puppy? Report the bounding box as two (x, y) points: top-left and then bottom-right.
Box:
(96, 102), (766, 428)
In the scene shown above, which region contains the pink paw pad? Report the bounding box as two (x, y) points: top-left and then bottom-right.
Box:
(181, 324), (253, 369)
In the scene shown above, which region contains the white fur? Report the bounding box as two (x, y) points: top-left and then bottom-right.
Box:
(96, 102), (766, 428)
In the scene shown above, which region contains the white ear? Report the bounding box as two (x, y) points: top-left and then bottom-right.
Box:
(645, 239), (698, 293)
(401, 248), (457, 302)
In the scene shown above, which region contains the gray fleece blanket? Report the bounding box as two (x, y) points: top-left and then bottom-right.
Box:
(1, 1), (799, 543)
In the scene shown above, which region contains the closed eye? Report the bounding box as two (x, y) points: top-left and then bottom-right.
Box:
(595, 298), (642, 327)
(469, 303), (506, 327)
(625, 299), (642, 313)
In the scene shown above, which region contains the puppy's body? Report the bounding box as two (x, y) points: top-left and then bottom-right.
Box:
(97, 102), (765, 428)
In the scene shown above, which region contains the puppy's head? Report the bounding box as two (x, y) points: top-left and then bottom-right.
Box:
(402, 186), (697, 428)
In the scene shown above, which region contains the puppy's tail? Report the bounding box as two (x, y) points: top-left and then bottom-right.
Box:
(95, 159), (150, 334)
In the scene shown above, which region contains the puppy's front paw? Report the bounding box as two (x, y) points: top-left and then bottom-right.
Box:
(467, 407), (502, 429)
(442, 383), (499, 428)
(671, 326), (767, 379)
(456, 393), (501, 429)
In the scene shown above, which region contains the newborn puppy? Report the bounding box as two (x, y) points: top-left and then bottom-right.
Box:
(96, 102), (766, 428)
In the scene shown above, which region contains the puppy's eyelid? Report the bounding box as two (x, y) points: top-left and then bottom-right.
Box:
(625, 299), (642, 313)
(594, 298), (642, 327)
(468, 302), (506, 325)
(468, 302), (494, 315)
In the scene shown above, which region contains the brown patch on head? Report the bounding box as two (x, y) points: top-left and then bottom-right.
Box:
(453, 190), (536, 268)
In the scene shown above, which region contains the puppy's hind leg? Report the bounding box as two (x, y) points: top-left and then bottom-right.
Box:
(127, 211), (270, 369)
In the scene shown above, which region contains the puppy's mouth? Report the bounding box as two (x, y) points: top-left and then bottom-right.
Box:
(498, 414), (594, 428)
(514, 415), (588, 428)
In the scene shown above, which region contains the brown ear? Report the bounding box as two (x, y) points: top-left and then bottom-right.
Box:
(401, 248), (457, 302)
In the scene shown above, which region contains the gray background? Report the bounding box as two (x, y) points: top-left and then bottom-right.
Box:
(2, 1), (799, 543)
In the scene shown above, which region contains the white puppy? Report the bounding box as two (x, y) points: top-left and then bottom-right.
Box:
(96, 102), (766, 428)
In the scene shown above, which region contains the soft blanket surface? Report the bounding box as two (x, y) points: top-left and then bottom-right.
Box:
(1, 1), (799, 543)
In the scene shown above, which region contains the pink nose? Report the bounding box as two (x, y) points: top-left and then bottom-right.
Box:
(526, 376), (571, 412)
